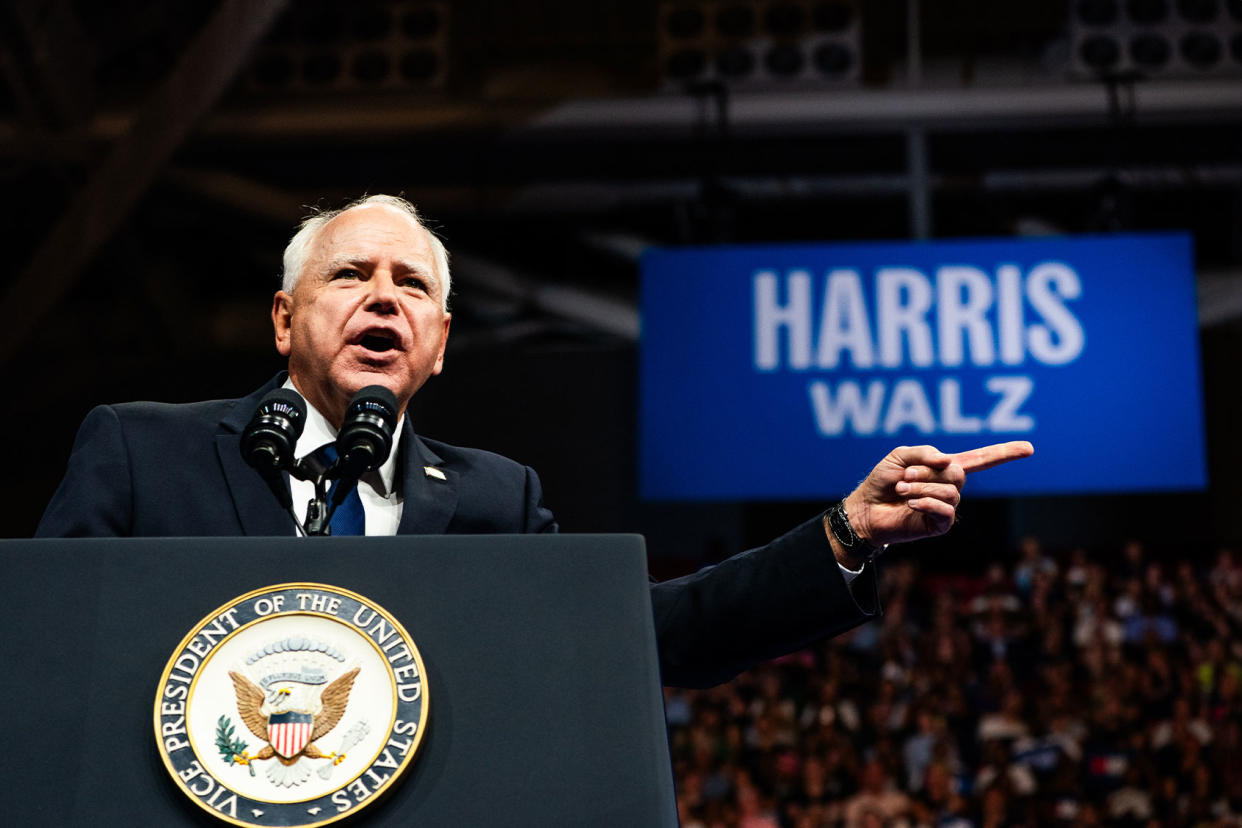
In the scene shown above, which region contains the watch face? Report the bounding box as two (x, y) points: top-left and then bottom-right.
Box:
(830, 505), (858, 548)
(831, 504), (877, 559)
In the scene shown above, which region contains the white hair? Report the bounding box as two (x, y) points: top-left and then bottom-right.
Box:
(280, 194), (452, 311)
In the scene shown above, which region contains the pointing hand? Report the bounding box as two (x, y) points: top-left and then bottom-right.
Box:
(836, 441), (1035, 554)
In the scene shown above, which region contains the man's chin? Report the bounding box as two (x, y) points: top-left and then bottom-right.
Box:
(334, 369), (415, 407)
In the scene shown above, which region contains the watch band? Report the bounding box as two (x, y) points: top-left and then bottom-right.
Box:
(826, 500), (884, 562)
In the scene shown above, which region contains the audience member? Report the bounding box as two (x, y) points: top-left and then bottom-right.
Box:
(665, 539), (1242, 827)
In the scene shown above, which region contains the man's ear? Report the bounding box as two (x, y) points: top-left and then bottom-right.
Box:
(272, 292), (293, 356)
(431, 313), (451, 375)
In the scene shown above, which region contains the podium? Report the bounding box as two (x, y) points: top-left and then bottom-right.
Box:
(0, 535), (677, 826)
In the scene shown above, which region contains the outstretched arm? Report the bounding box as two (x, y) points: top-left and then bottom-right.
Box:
(655, 441), (1034, 686)
(829, 441), (1035, 569)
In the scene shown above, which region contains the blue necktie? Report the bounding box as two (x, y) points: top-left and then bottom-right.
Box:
(313, 444), (366, 536)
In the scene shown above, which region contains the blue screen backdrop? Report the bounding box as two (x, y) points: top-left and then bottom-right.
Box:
(639, 233), (1205, 499)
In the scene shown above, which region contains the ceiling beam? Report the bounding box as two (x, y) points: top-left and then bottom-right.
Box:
(2, 79), (1238, 155)
(452, 252), (639, 341)
(522, 80), (1242, 136)
(0, 0), (94, 128)
(0, 0), (289, 365)
(163, 168), (306, 227)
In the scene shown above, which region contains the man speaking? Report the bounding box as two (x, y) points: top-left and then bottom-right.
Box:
(36, 194), (1032, 687)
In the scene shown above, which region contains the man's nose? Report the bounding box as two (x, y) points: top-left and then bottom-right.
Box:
(364, 271), (399, 312)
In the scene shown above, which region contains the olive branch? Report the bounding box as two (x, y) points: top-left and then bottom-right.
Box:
(215, 715), (255, 776)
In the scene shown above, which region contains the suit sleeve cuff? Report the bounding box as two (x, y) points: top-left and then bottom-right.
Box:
(838, 560), (864, 584)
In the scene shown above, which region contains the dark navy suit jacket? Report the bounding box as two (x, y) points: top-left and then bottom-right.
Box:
(36, 375), (879, 687)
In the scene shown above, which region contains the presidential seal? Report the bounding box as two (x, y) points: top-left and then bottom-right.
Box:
(154, 583), (428, 827)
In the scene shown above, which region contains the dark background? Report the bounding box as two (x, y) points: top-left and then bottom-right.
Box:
(3, 0), (1241, 571)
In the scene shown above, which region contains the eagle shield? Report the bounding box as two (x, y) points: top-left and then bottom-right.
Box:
(268, 710), (314, 758)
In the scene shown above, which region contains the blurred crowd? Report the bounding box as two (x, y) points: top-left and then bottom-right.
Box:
(664, 538), (1242, 827)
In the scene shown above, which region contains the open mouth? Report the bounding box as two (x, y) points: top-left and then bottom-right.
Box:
(358, 330), (399, 353)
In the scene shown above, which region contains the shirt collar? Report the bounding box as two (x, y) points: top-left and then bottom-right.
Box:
(282, 378), (404, 497)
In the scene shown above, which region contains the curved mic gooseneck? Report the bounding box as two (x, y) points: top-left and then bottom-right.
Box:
(305, 385), (399, 536)
(242, 385), (399, 536)
(334, 385), (399, 480)
(240, 388), (307, 515)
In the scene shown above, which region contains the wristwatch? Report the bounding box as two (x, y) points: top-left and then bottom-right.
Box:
(826, 500), (884, 564)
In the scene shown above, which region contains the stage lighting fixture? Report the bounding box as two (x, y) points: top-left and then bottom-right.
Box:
(1181, 29), (1224, 64)
(717, 45), (756, 77)
(248, 1), (448, 93)
(764, 43), (805, 75)
(302, 8), (346, 44)
(813, 41), (854, 75)
(252, 53), (295, 87)
(813, 1), (854, 32)
(302, 53), (342, 85)
(1130, 32), (1173, 65)
(399, 49), (439, 81)
(659, 0), (860, 88)
(717, 5), (757, 37)
(1127, 0), (1170, 23)
(668, 48), (709, 79)
(1078, 0), (1120, 26)
(352, 7), (394, 40)
(1071, 0), (1240, 77)
(765, 2), (807, 35)
(352, 50), (392, 83)
(1177, 0), (1219, 22)
(667, 7), (707, 38)
(401, 6), (441, 38)
(1081, 34), (1123, 67)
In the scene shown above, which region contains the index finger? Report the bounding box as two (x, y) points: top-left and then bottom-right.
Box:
(949, 441), (1034, 474)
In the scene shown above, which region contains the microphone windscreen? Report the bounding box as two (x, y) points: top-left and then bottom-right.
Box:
(256, 388), (308, 431)
(346, 385), (398, 421)
(336, 386), (399, 475)
(241, 388), (307, 474)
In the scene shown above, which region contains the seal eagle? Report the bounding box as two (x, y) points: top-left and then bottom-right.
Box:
(227, 666), (360, 777)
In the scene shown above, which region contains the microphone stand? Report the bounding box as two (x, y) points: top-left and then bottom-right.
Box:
(289, 455), (334, 537)
(282, 385), (395, 537)
(303, 475), (332, 536)
(291, 457), (361, 537)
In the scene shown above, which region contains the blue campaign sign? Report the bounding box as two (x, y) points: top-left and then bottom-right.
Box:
(639, 233), (1205, 499)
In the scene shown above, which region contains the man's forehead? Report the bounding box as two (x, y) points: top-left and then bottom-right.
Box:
(320, 251), (433, 277)
(311, 205), (434, 267)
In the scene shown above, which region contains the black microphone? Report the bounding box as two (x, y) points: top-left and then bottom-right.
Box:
(241, 389), (307, 509)
(333, 385), (398, 480)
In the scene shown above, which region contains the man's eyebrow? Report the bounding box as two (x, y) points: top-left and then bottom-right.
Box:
(321, 256), (366, 273)
(322, 256), (438, 284)
(391, 258), (436, 281)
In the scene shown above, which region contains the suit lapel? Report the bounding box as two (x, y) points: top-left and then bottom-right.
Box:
(212, 377), (459, 535)
(397, 423), (458, 535)
(216, 375), (297, 536)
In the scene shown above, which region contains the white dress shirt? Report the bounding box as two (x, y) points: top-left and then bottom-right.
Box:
(284, 381), (403, 536)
